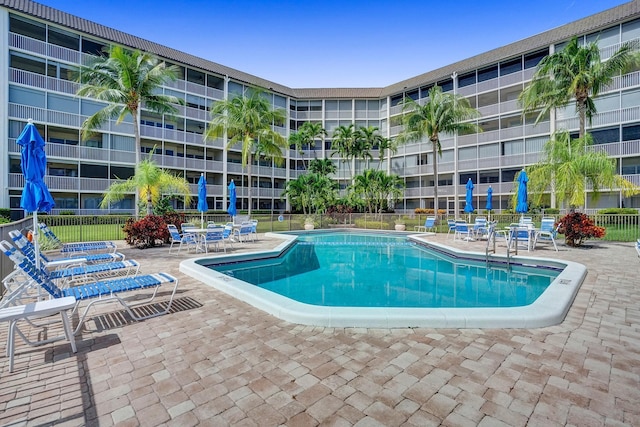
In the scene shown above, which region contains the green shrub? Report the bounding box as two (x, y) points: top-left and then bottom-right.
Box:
(544, 208), (560, 214)
(0, 208), (10, 220)
(0, 217), (10, 225)
(60, 210), (75, 215)
(597, 208), (638, 215)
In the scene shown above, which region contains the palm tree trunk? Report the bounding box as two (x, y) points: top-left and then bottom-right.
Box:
(133, 105), (142, 217)
(247, 153), (253, 217)
(578, 101), (586, 139)
(431, 139), (439, 217)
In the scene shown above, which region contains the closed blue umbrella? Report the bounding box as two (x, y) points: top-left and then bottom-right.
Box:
(464, 178), (474, 222)
(227, 180), (237, 220)
(516, 169), (529, 216)
(17, 119), (55, 269)
(486, 186), (493, 220)
(197, 173), (208, 228)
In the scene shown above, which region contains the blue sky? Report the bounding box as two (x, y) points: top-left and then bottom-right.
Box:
(38, 0), (628, 88)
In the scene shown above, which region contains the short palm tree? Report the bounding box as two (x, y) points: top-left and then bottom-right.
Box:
(397, 86), (480, 213)
(523, 131), (638, 209)
(352, 169), (404, 216)
(353, 126), (379, 168)
(204, 89), (287, 217)
(76, 46), (184, 216)
(308, 158), (337, 176)
(519, 37), (635, 139)
(100, 155), (192, 215)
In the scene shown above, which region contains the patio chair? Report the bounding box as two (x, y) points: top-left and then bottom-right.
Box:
(234, 222), (254, 242)
(38, 223), (117, 254)
(167, 224), (198, 254)
(250, 219), (258, 240)
(447, 219), (457, 238)
(415, 217), (436, 233)
(9, 231), (138, 284)
(473, 217), (488, 239)
(636, 239), (640, 258)
(454, 222), (474, 241)
(10, 230), (125, 265)
(508, 223), (533, 252)
(1, 240), (179, 335)
(201, 225), (226, 253)
(533, 218), (559, 251)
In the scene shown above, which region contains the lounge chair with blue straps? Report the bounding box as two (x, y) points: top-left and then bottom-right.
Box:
(1, 241), (179, 335)
(9, 230), (139, 286)
(38, 223), (117, 255)
(234, 222), (254, 242)
(167, 224), (198, 254)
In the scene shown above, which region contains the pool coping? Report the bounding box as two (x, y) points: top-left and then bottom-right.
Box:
(179, 231), (588, 328)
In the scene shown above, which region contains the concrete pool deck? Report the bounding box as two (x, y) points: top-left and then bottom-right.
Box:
(1, 232), (639, 426)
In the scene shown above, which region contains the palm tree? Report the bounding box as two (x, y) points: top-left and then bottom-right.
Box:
(397, 85), (480, 213)
(76, 46), (183, 217)
(519, 37), (635, 139)
(204, 89), (287, 217)
(289, 122), (327, 169)
(100, 155), (192, 215)
(353, 126), (379, 169)
(376, 137), (398, 170)
(331, 124), (357, 179)
(522, 131), (638, 209)
(282, 173), (338, 215)
(351, 169), (404, 216)
(76, 46), (184, 166)
(308, 158), (337, 176)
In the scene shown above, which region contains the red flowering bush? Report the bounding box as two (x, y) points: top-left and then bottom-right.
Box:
(122, 215), (169, 248)
(557, 212), (605, 247)
(161, 212), (186, 243)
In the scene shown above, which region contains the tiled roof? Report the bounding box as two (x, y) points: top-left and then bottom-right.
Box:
(2, 0), (639, 100)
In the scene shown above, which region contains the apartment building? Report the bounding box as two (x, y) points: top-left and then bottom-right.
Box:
(1, 0), (639, 219)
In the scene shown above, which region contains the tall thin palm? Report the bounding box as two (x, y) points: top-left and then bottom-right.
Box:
(100, 155), (192, 215)
(376, 137), (397, 170)
(524, 131), (638, 209)
(397, 86), (480, 213)
(354, 126), (380, 169)
(519, 37), (635, 139)
(76, 46), (183, 165)
(331, 124), (357, 180)
(76, 46), (184, 216)
(352, 169), (404, 216)
(204, 89), (287, 217)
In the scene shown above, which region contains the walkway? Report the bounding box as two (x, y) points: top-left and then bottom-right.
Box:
(0, 232), (638, 426)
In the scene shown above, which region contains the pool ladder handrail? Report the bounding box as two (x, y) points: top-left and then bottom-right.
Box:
(485, 221), (511, 269)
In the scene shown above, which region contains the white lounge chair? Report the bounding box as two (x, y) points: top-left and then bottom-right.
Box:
(167, 224), (198, 254)
(533, 218), (559, 251)
(2, 241), (179, 335)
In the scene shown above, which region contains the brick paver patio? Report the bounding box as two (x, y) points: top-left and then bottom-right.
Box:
(1, 232), (639, 426)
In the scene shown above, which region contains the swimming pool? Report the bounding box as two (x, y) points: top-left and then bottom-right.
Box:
(180, 230), (587, 328)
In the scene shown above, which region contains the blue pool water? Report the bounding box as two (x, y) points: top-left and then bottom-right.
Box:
(208, 232), (561, 308)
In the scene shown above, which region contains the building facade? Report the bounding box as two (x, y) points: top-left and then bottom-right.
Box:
(1, 0), (640, 219)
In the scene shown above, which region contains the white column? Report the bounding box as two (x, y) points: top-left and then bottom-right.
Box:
(0, 9), (9, 211)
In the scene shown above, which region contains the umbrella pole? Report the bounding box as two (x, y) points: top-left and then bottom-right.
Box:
(33, 212), (42, 299)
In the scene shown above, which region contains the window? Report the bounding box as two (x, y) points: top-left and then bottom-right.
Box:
(458, 147), (477, 161)
(437, 79), (453, 92)
(586, 26), (620, 48)
(480, 170), (499, 183)
(502, 140), (523, 155)
(525, 137), (546, 153)
(459, 173), (477, 185)
(186, 68), (205, 85)
(458, 72), (476, 88)
(10, 52), (46, 75)
(478, 65), (498, 82)
(48, 94), (78, 113)
(622, 89), (640, 108)
(623, 124), (640, 141)
(9, 86), (45, 107)
(524, 50), (547, 69)
(501, 168), (520, 182)
(500, 57), (522, 76)
(206, 74), (224, 89)
(9, 15), (45, 41)
(406, 89), (419, 100)
(590, 127), (619, 145)
(622, 18), (640, 42)
(478, 143), (499, 158)
(80, 164), (108, 179)
(48, 27), (79, 50)
(81, 38), (106, 56)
